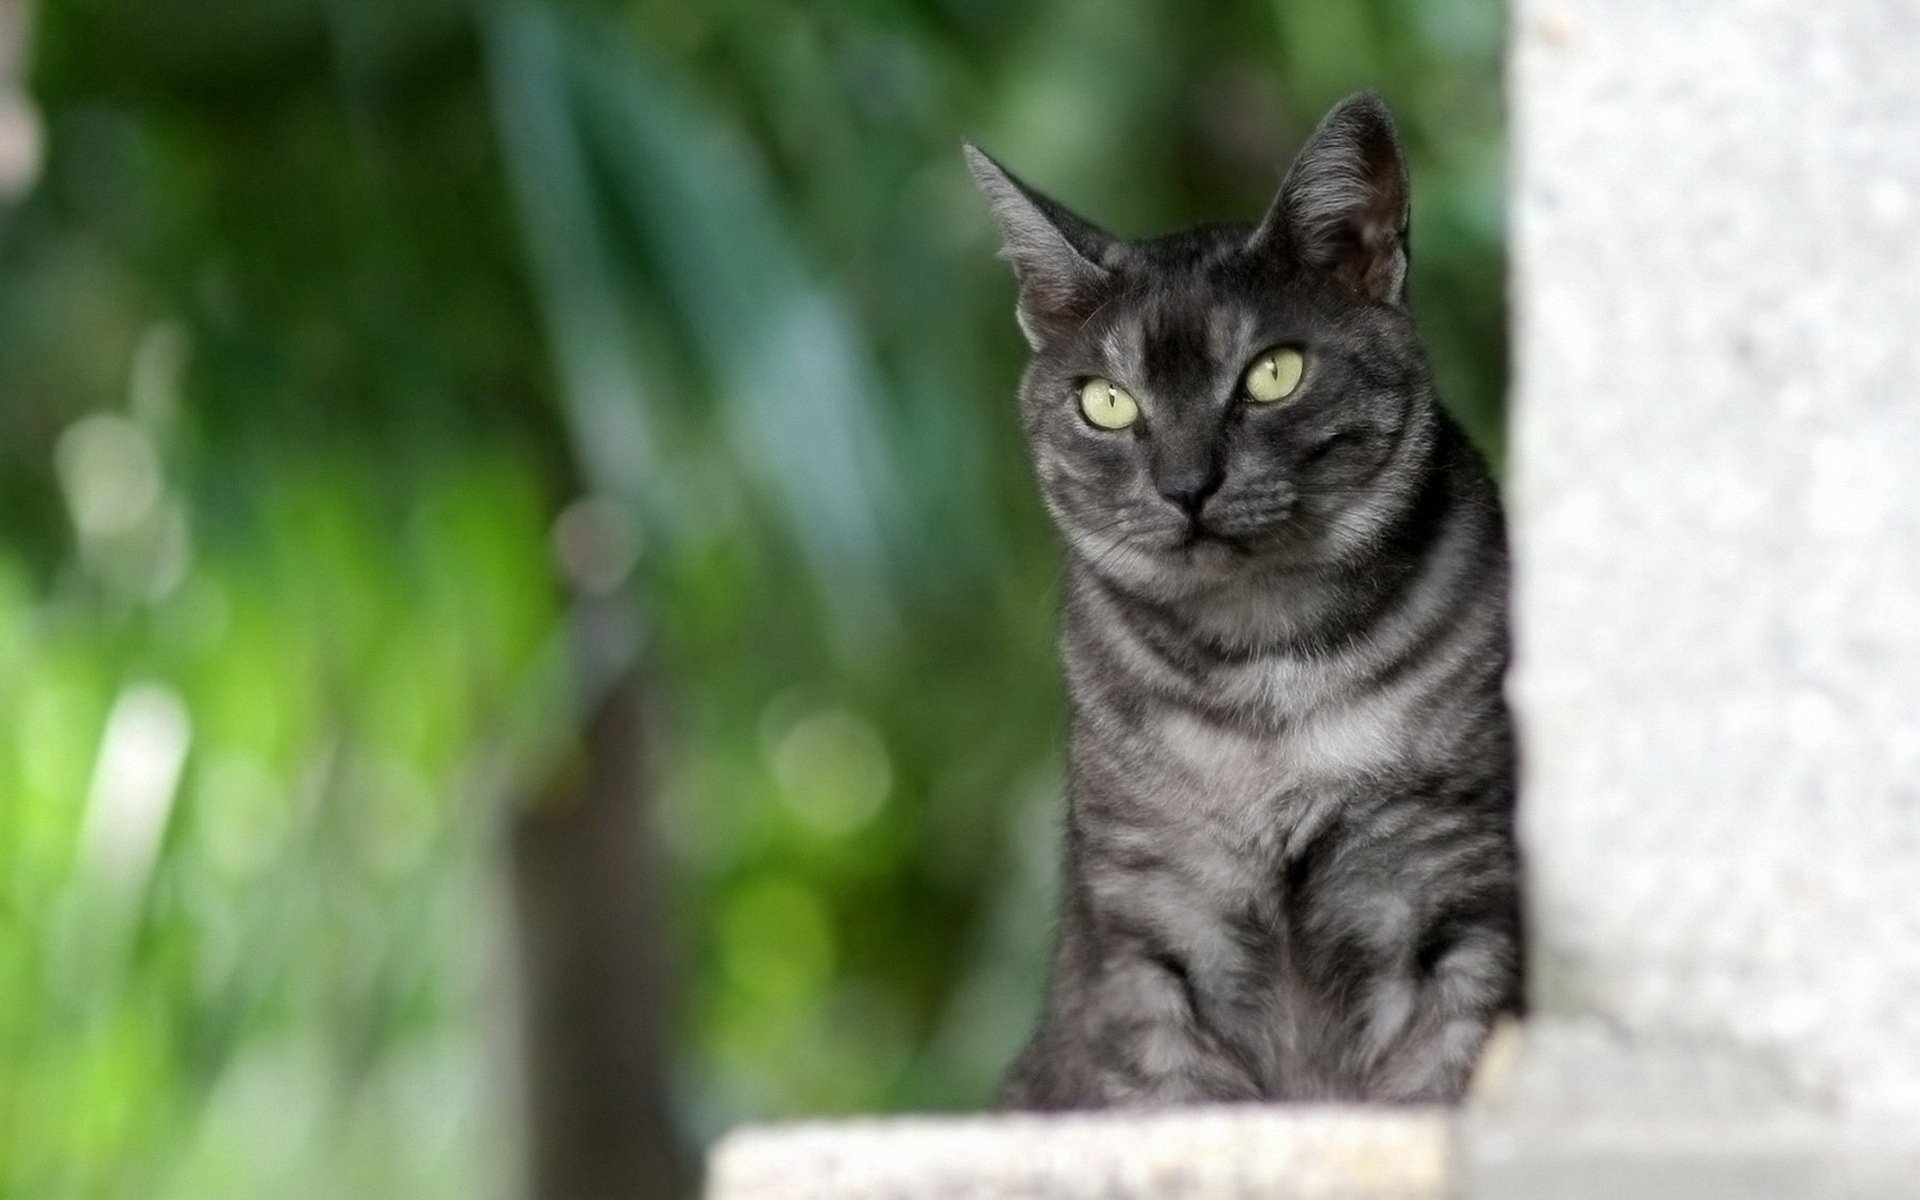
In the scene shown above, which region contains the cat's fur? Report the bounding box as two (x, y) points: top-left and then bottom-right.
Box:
(968, 93), (1521, 1108)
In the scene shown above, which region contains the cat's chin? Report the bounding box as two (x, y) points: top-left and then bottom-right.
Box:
(1173, 533), (1253, 571)
(1065, 520), (1338, 599)
(1073, 534), (1262, 598)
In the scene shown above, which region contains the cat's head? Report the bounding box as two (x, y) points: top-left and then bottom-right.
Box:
(969, 93), (1438, 601)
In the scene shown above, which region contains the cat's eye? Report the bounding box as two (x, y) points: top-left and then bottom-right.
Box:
(1078, 378), (1140, 430)
(1244, 347), (1306, 404)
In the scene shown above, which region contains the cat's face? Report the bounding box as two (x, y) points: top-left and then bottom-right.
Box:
(970, 94), (1436, 599)
(1012, 234), (1431, 595)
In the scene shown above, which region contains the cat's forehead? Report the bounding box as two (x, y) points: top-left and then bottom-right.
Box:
(1099, 287), (1263, 394)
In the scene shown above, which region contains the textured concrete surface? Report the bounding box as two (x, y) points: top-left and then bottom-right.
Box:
(707, 1107), (1448, 1200)
(1508, 0), (1920, 1125)
(1456, 1020), (1917, 1199)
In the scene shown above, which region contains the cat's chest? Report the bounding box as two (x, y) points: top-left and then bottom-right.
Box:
(1157, 702), (1383, 784)
(1118, 660), (1409, 829)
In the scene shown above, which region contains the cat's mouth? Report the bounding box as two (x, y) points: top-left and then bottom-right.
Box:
(1173, 521), (1251, 555)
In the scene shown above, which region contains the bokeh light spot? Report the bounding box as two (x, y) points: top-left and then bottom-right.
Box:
(770, 709), (892, 838)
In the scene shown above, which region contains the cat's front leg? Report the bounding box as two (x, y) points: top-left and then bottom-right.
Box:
(1359, 922), (1519, 1102)
(1006, 947), (1262, 1109)
(1091, 951), (1267, 1105)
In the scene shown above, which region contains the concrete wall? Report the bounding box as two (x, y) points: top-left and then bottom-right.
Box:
(1508, 0), (1920, 1124)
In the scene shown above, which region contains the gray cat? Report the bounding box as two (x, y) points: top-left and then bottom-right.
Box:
(967, 93), (1521, 1108)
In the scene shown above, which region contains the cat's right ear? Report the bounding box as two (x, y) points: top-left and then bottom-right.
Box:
(964, 145), (1115, 348)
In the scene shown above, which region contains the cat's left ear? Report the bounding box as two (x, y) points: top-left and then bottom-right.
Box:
(1250, 92), (1411, 306)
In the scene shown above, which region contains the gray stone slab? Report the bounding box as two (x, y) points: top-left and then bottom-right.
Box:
(1460, 1020), (1850, 1199)
(707, 1107), (1449, 1200)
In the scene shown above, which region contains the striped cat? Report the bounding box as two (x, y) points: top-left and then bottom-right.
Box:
(968, 93), (1522, 1108)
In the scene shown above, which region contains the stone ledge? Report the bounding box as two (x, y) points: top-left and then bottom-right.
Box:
(706, 1106), (1449, 1200)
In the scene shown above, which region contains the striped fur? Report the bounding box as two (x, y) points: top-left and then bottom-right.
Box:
(973, 94), (1521, 1109)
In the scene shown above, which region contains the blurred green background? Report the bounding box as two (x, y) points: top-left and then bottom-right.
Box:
(0, 0), (1505, 1196)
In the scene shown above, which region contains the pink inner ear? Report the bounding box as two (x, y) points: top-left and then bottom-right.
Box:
(1353, 208), (1407, 302)
(1308, 201), (1405, 304)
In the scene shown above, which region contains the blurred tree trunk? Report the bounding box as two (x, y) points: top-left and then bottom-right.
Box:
(510, 597), (688, 1200)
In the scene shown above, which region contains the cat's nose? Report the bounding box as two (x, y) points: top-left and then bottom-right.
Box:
(1156, 466), (1222, 518)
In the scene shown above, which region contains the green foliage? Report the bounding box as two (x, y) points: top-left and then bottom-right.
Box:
(0, 0), (1505, 1196)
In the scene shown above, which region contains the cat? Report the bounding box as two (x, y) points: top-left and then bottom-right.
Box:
(966, 92), (1521, 1108)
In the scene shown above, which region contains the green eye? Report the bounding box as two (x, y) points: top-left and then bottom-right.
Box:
(1078, 378), (1140, 430)
(1244, 347), (1306, 403)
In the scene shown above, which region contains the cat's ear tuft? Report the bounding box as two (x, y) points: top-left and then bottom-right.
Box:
(1250, 92), (1411, 306)
(964, 144), (1115, 347)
